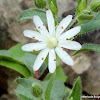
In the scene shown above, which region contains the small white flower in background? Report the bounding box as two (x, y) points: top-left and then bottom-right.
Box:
(22, 10), (82, 73)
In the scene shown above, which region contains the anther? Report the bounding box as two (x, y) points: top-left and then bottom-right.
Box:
(38, 26), (40, 28)
(54, 59), (56, 61)
(42, 58), (44, 60)
(63, 48), (65, 50)
(66, 38), (68, 40)
(43, 24), (45, 26)
(33, 50), (35, 52)
(32, 37), (35, 38)
(61, 26), (64, 29)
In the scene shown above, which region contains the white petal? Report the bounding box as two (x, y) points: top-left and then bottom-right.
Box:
(24, 30), (46, 41)
(59, 40), (82, 50)
(33, 48), (49, 71)
(33, 16), (49, 36)
(21, 42), (47, 52)
(56, 15), (72, 36)
(59, 26), (81, 40)
(48, 49), (56, 73)
(46, 10), (55, 35)
(55, 47), (74, 66)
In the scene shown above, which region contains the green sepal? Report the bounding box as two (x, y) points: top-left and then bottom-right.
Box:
(33, 0), (46, 8)
(18, 8), (46, 25)
(73, 44), (100, 55)
(90, 0), (100, 12)
(48, 0), (58, 17)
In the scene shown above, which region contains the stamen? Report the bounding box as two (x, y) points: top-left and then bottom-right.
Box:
(46, 27), (48, 30)
(66, 38), (68, 40)
(42, 58), (44, 60)
(54, 59), (56, 61)
(33, 50), (35, 52)
(61, 26), (64, 29)
(58, 23), (59, 25)
(63, 48), (65, 50)
(43, 24), (45, 26)
(38, 26), (40, 28)
(32, 37), (35, 38)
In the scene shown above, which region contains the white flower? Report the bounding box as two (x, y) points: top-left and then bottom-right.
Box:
(22, 10), (82, 73)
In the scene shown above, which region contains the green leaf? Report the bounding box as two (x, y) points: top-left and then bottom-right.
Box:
(16, 85), (34, 100)
(56, 56), (67, 82)
(0, 60), (31, 78)
(45, 74), (56, 100)
(0, 44), (48, 78)
(64, 87), (70, 100)
(0, 50), (24, 65)
(0, 50), (32, 78)
(16, 77), (65, 100)
(68, 77), (82, 100)
(0, 50), (11, 56)
(19, 53), (47, 76)
(0, 45), (36, 77)
(51, 80), (65, 100)
(78, 18), (100, 34)
(16, 85), (39, 100)
(76, 11), (100, 35)
(16, 78), (41, 91)
(43, 66), (66, 83)
(18, 8), (46, 24)
(16, 78), (45, 100)
(0, 44), (39, 78)
(56, 66), (67, 83)
(44, 74), (65, 100)
(16, 53), (37, 75)
(8, 44), (25, 58)
(8, 44), (36, 74)
(94, 12), (100, 20)
(73, 44), (100, 55)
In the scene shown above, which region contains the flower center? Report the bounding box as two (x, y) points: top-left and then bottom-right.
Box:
(47, 36), (58, 49)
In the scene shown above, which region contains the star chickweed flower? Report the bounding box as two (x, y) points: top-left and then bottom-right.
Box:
(22, 10), (82, 73)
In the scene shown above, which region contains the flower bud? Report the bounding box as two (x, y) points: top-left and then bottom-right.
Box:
(90, 0), (100, 12)
(48, 0), (58, 17)
(34, 0), (46, 8)
(32, 83), (43, 97)
(77, 14), (94, 21)
(76, 0), (87, 15)
(81, 9), (91, 14)
(69, 97), (74, 100)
